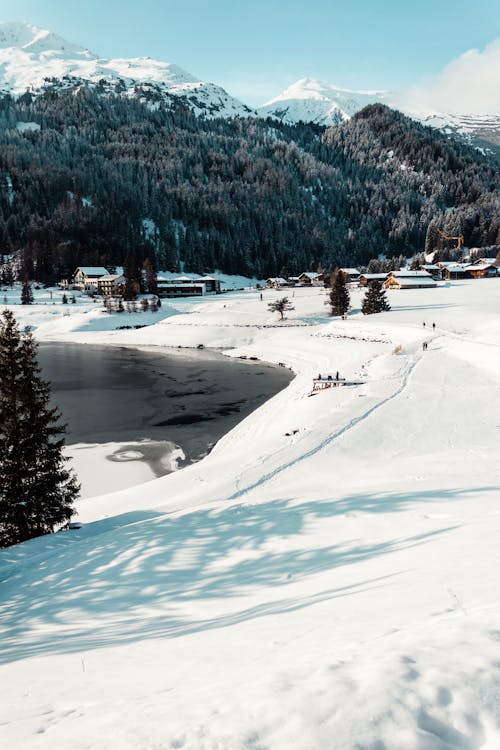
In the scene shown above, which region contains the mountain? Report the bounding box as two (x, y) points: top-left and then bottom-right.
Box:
(0, 21), (254, 118)
(258, 77), (392, 126)
(0, 88), (497, 283)
(259, 77), (500, 156)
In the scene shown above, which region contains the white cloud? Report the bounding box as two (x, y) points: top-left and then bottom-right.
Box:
(396, 39), (500, 115)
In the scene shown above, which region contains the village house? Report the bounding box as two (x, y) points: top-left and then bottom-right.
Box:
(418, 264), (442, 279)
(298, 271), (325, 286)
(464, 262), (498, 279)
(439, 263), (468, 280)
(383, 270), (437, 290)
(266, 277), (288, 289)
(358, 273), (388, 287)
(72, 266), (109, 291)
(340, 268), (361, 282)
(97, 274), (126, 296)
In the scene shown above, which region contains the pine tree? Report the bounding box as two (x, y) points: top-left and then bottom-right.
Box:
(0, 310), (79, 547)
(361, 280), (391, 315)
(21, 279), (34, 305)
(328, 270), (350, 316)
(123, 252), (142, 301)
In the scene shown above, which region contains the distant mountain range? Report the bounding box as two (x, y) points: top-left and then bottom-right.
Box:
(0, 22), (498, 153)
(0, 21), (254, 118)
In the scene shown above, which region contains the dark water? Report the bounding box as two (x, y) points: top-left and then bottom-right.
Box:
(38, 344), (293, 469)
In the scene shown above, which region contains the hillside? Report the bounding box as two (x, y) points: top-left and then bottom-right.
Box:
(0, 91), (497, 282)
(1, 279), (500, 748)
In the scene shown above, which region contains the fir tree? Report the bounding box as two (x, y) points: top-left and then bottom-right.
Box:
(328, 270), (350, 316)
(123, 252), (142, 301)
(0, 310), (79, 547)
(361, 280), (391, 315)
(21, 279), (34, 305)
(142, 257), (158, 294)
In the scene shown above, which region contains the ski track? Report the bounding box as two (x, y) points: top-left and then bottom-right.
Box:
(229, 352), (421, 501)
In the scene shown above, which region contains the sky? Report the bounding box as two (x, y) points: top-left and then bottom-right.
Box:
(0, 0), (499, 108)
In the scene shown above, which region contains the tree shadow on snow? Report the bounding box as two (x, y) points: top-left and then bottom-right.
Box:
(0, 485), (494, 664)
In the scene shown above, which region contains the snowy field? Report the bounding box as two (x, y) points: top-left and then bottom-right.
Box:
(1, 279), (500, 749)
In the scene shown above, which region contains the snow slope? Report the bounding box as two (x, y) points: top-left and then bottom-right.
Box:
(0, 21), (254, 118)
(259, 77), (391, 125)
(1, 279), (500, 748)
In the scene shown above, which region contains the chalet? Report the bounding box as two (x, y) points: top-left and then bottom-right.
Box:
(464, 262), (498, 279)
(97, 274), (125, 296)
(358, 273), (388, 287)
(266, 277), (288, 289)
(384, 271), (437, 290)
(340, 268), (361, 282)
(419, 264), (442, 279)
(440, 263), (468, 280)
(72, 266), (109, 291)
(298, 271), (325, 286)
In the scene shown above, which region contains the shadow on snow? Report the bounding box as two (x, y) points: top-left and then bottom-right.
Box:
(0, 485), (493, 664)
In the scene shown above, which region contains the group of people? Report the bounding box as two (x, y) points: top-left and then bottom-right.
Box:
(421, 321), (436, 351)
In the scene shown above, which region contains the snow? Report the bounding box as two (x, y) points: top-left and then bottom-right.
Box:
(0, 22), (254, 119)
(259, 77), (392, 125)
(1, 279), (500, 748)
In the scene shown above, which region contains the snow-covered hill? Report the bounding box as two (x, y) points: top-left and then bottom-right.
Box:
(2, 280), (500, 748)
(0, 21), (254, 118)
(258, 77), (392, 125)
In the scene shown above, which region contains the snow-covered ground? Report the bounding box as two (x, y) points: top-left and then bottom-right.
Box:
(1, 279), (500, 749)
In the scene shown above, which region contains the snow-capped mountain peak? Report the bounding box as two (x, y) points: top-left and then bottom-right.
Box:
(0, 21), (95, 58)
(259, 77), (392, 125)
(0, 21), (254, 119)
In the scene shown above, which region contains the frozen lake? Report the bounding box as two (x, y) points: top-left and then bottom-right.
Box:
(38, 343), (293, 490)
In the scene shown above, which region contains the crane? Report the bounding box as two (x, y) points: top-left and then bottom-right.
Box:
(436, 228), (464, 250)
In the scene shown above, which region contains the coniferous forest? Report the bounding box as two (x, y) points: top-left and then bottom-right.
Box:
(0, 88), (498, 283)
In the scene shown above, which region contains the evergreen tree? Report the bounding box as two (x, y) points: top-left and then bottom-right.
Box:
(328, 270), (350, 316)
(142, 257), (158, 294)
(361, 280), (391, 314)
(0, 310), (79, 547)
(123, 252), (141, 301)
(21, 279), (34, 305)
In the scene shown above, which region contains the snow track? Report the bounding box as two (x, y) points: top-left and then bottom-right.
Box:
(230, 353), (420, 500)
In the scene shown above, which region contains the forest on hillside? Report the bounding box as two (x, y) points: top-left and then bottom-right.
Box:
(0, 88), (498, 283)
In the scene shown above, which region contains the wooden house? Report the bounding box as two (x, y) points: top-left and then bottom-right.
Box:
(298, 272), (325, 286)
(384, 271), (437, 290)
(358, 273), (388, 287)
(266, 277), (288, 289)
(340, 268), (361, 282)
(464, 262), (497, 279)
(440, 263), (468, 280)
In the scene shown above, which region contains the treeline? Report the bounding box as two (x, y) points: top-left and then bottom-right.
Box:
(0, 89), (498, 283)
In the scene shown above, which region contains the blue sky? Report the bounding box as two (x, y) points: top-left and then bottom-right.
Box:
(1, 0), (499, 104)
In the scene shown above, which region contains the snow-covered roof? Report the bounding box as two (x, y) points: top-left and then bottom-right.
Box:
(464, 263), (496, 271)
(360, 273), (388, 279)
(420, 264), (440, 271)
(340, 268), (360, 275)
(266, 277), (287, 283)
(388, 277), (438, 288)
(299, 271), (322, 279)
(389, 270), (431, 278)
(98, 274), (125, 282)
(74, 266), (109, 277)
